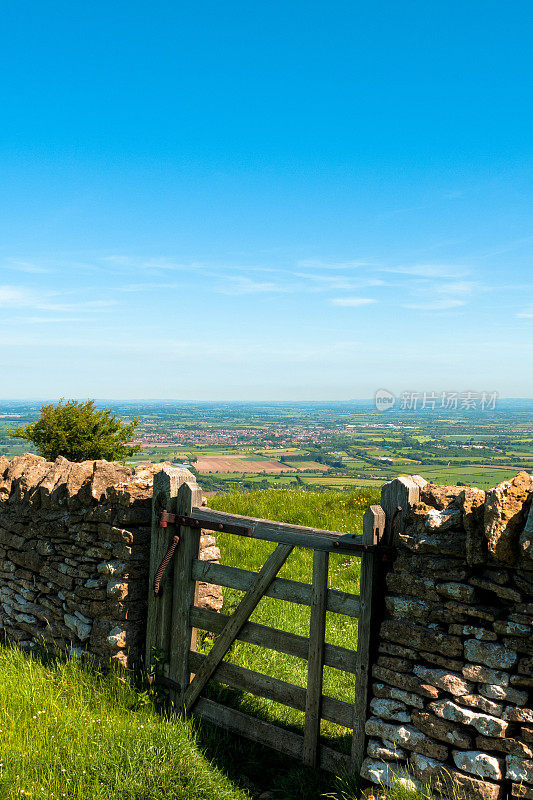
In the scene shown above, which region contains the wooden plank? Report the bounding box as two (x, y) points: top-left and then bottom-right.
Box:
(167, 480), (203, 706)
(146, 466), (196, 670)
(187, 651), (353, 728)
(190, 606), (358, 674)
(192, 506), (363, 553)
(183, 543), (293, 710)
(302, 550), (329, 767)
(191, 559), (360, 618)
(350, 504), (385, 774)
(193, 697), (350, 774)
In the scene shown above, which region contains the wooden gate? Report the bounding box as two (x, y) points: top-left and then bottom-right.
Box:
(146, 467), (385, 774)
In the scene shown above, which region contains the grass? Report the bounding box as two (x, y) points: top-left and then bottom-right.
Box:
(0, 644), (248, 800)
(0, 643), (430, 800)
(199, 489), (380, 752)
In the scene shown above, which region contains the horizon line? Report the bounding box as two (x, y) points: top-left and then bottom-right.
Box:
(0, 397), (532, 404)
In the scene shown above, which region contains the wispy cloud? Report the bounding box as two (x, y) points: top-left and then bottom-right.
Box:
(0, 285), (116, 314)
(42, 299), (117, 313)
(101, 255), (203, 273)
(0, 286), (35, 307)
(101, 255), (132, 266)
(2, 260), (53, 274)
(517, 307), (533, 319)
(0, 330), (364, 365)
(142, 259), (201, 272)
(383, 264), (468, 279)
(406, 298), (466, 311)
(436, 280), (477, 295)
(118, 282), (180, 293)
(294, 273), (385, 291)
(473, 235), (533, 260)
(20, 316), (87, 324)
(297, 259), (372, 270)
(217, 277), (290, 295)
(215, 272), (384, 298)
(158, 338), (366, 364)
(330, 297), (376, 307)
(403, 278), (478, 311)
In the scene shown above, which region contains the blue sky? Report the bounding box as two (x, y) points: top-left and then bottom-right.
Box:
(0, 1), (532, 400)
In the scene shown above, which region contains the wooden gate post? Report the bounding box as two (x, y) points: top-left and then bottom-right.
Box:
(380, 476), (425, 544)
(146, 466), (198, 673)
(350, 504), (385, 774)
(169, 479), (203, 708)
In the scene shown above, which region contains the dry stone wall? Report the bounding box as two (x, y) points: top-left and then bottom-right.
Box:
(362, 472), (533, 800)
(0, 453), (221, 667)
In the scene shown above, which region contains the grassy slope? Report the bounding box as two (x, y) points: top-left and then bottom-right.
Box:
(0, 645), (248, 800)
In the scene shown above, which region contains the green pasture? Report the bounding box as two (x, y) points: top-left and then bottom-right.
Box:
(302, 476), (385, 488)
(340, 458), (370, 468)
(259, 448), (306, 455)
(413, 465), (522, 488)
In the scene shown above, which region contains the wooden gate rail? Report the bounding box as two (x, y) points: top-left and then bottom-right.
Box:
(190, 560), (361, 616)
(187, 650), (355, 727)
(194, 697), (351, 774)
(146, 467), (385, 776)
(190, 506), (367, 554)
(190, 606), (358, 673)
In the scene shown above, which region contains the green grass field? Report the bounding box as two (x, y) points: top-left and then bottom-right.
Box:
(0, 645), (248, 800)
(413, 465), (521, 488)
(0, 642), (442, 800)
(302, 476), (384, 487)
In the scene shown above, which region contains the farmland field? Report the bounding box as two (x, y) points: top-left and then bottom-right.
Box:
(195, 454), (329, 473)
(196, 455), (297, 473)
(284, 460), (329, 471)
(1, 399), (531, 494)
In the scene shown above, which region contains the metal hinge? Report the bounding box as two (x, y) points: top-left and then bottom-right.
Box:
(159, 510), (252, 536)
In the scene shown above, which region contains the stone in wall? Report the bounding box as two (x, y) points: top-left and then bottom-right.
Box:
(485, 472), (533, 565)
(0, 454), (222, 667)
(362, 473), (533, 800)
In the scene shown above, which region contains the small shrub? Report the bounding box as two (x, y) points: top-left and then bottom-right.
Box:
(7, 399), (141, 462)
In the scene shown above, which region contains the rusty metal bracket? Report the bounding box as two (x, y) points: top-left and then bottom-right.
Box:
(157, 511), (395, 558)
(159, 511), (252, 537)
(153, 535), (180, 596)
(159, 509), (177, 528)
(154, 511), (253, 595)
(332, 535), (396, 555)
